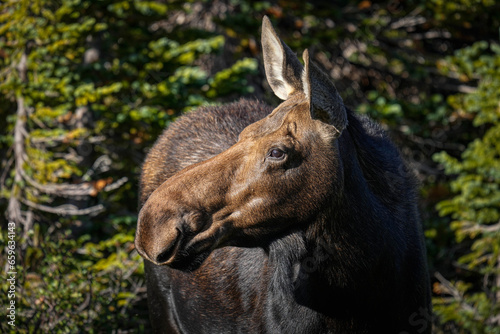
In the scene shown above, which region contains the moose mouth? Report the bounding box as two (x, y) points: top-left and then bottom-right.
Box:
(153, 227), (184, 264)
(149, 218), (235, 271)
(149, 229), (210, 270)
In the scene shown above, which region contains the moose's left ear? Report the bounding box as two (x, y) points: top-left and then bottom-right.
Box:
(261, 16), (303, 100)
(302, 49), (347, 135)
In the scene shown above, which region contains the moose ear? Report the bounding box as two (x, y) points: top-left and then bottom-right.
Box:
(302, 49), (347, 135)
(261, 16), (303, 100)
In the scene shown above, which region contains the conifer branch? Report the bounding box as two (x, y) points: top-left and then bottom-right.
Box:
(17, 160), (128, 198)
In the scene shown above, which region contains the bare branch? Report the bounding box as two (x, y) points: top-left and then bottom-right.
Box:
(0, 154), (14, 191)
(434, 272), (480, 317)
(410, 30), (452, 40)
(405, 133), (467, 151)
(7, 52), (28, 226)
(17, 160), (127, 198)
(433, 82), (477, 94)
(495, 253), (500, 325)
(21, 199), (105, 216)
(103, 177), (128, 192)
(23, 209), (34, 239)
(82, 155), (113, 180)
(390, 16), (426, 30)
(17, 50), (27, 81)
(75, 292), (91, 313)
(461, 221), (500, 235)
(30, 135), (105, 145)
(5, 52), (126, 216)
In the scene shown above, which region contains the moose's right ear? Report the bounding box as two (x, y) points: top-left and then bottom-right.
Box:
(261, 16), (303, 100)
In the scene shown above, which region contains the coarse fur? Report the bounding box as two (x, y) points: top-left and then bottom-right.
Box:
(135, 16), (431, 334)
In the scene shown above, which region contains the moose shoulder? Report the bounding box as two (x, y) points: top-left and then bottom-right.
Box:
(135, 16), (431, 334)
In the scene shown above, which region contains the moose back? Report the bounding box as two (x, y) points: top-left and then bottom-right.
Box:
(135, 16), (432, 334)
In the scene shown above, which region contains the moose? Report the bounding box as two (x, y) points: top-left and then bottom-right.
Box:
(135, 16), (431, 333)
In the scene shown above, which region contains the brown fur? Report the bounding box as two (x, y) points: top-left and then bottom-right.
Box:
(135, 16), (431, 334)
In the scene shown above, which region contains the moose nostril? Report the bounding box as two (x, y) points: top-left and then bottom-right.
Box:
(155, 229), (183, 264)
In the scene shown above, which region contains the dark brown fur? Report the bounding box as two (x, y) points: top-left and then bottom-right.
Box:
(135, 17), (431, 334)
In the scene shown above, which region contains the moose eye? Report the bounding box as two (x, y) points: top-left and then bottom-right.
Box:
(268, 148), (286, 160)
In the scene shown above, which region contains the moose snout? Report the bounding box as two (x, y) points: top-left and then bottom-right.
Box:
(135, 196), (211, 266)
(135, 149), (232, 267)
(135, 207), (181, 265)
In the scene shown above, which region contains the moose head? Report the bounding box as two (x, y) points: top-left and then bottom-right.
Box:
(135, 17), (349, 267)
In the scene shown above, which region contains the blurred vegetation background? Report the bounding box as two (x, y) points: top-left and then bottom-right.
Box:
(0, 0), (499, 332)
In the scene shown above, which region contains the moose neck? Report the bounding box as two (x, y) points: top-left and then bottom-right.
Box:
(264, 117), (390, 319)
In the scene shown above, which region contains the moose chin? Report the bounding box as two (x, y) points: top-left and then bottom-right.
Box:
(135, 16), (432, 334)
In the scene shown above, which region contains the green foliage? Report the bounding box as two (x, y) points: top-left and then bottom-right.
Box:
(439, 41), (500, 126)
(1, 0), (500, 332)
(433, 40), (500, 333)
(0, 0), (257, 332)
(358, 90), (404, 123)
(0, 221), (145, 333)
(433, 282), (500, 334)
(206, 57), (258, 98)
